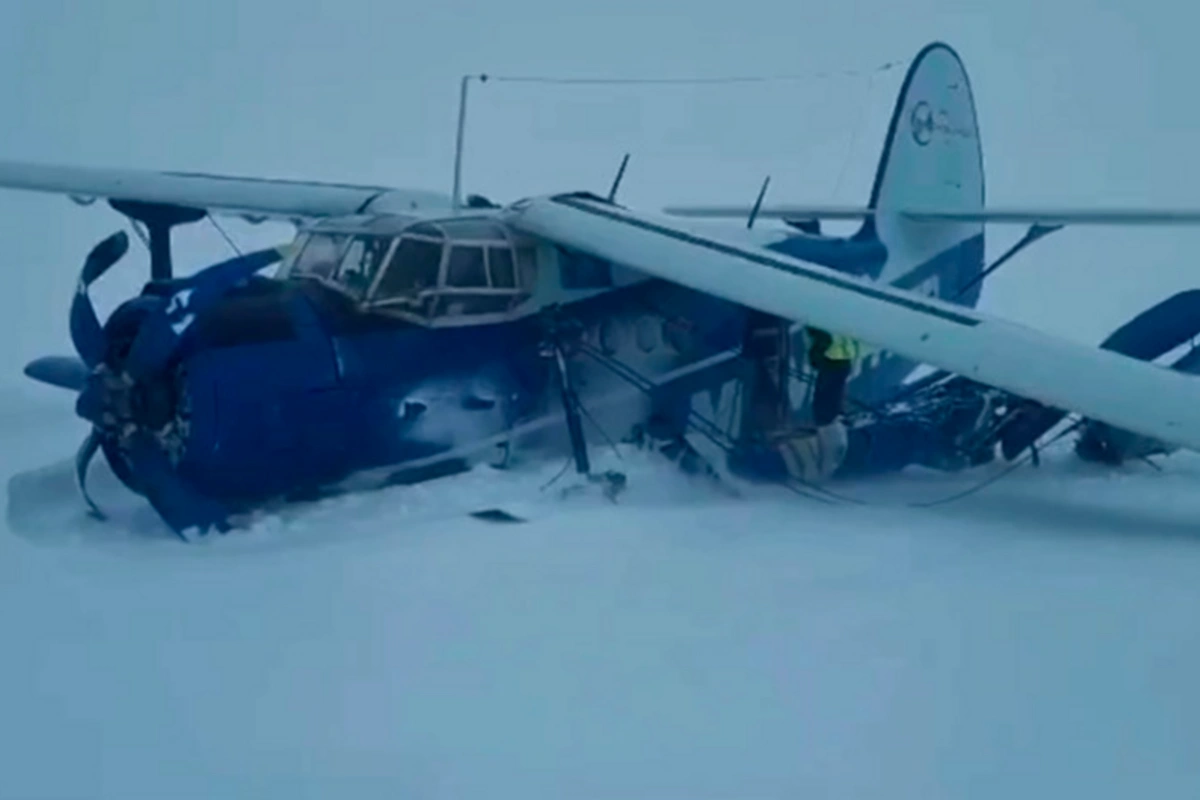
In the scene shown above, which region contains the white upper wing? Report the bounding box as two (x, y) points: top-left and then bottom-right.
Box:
(663, 203), (1200, 226)
(504, 193), (1200, 452)
(0, 160), (453, 221)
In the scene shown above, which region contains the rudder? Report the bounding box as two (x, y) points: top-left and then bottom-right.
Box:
(867, 42), (986, 304)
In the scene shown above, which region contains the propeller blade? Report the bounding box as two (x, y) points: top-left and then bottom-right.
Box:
(121, 246), (284, 380)
(70, 231), (129, 367)
(82, 230), (130, 284)
(23, 355), (88, 391)
(74, 429), (106, 519)
(74, 370), (110, 427)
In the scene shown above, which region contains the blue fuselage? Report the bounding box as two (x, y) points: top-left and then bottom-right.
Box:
(161, 276), (748, 507)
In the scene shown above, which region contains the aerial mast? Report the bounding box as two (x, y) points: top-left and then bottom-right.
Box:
(451, 74), (487, 211)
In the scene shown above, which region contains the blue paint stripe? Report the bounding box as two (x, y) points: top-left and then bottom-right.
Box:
(550, 194), (981, 328)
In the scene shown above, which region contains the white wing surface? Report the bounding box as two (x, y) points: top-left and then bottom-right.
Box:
(505, 193), (1200, 452)
(0, 159), (453, 221)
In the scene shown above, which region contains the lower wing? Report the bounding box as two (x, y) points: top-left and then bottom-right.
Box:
(504, 192), (1200, 452)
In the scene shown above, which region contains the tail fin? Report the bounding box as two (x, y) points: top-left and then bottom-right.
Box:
(760, 43), (986, 307)
(866, 42), (985, 305)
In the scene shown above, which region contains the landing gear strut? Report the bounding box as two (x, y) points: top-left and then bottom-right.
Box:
(551, 340), (591, 476)
(541, 310), (626, 501)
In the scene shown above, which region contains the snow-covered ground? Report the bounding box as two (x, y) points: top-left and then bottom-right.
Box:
(5, 3), (1200, 796)
(4, 287), (1200, 798)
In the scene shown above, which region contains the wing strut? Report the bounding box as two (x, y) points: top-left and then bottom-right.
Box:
(953, 222), (1063, 302)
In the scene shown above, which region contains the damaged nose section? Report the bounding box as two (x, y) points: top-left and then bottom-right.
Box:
(75, 365), (178, 435)
(71, 309), (229, 540)
(26, 230), (286, 540)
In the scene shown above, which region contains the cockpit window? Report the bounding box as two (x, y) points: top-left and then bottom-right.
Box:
(335, 236), (394, 296)
(515, 246), (537, 288)
(446, 246), (487, 287)
(291, 233), (349, 279)
(488, 247), (516, 288)
(374, 236), (443, 299)
(357, 216), (539, 324)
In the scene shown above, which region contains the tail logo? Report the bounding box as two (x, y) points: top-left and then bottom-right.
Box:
(910, 101), (934, 147)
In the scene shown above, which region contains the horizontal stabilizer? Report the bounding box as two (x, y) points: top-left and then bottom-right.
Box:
(665, 204), (884, 221)
(664, 203), (1200, 226)
(506, 193), (1200, 452)
(0, 160), (453, 221)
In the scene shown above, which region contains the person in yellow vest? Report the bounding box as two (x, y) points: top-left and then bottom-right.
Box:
(780, 327), (859, 482)
(806, 327), (858, 423)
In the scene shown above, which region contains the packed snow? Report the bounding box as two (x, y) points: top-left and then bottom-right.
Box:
(4, 287), (1200, 798)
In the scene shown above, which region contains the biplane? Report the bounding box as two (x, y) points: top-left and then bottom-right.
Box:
(6, 41), (1200, 540)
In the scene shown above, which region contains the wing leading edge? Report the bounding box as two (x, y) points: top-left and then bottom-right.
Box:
(0, 160), (453, 221)
(505, 192), (1200, 452)
(663, 204), (1200, 226)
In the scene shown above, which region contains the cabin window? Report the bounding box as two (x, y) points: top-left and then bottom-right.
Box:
(336, 235), (394, 296)
(374, 236), (444, 299)
(293, 233), (349, 279)
(488, 247), (516, 288)
(516, 246), (538, 288)
(558, 246), (612, 289)
(446, 246), (487, 287)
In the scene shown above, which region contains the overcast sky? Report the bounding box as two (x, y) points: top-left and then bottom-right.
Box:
(0, 0), (1197, 381)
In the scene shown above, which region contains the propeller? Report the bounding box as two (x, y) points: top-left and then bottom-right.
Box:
(71, 230), (130, 368)
(74, 429), (105, 519)
(14, 231), (132, 398)
(23, 355), (89, 391)
(25, 228), (286, 538)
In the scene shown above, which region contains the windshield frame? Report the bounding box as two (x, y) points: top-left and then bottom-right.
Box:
(361, 216), (537, 325)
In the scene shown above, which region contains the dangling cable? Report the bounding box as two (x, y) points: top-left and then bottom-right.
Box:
(128, 219), (151, 250)
(539, 455), (575, 492)
(208, 216), (243, 256)
(909, 418), (1083, 508)
(484, 59), (907, 86)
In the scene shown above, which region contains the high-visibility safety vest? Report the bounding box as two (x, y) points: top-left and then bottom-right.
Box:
(806, 327), (861, 364)
(823, 334), (860, 362)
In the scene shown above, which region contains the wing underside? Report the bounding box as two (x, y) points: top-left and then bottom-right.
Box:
(504, 192), (1200, 452)
(0, 159), (452, 221)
